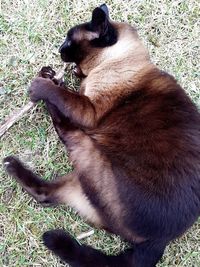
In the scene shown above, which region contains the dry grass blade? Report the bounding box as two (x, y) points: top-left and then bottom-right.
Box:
(77, 230), (95, 240)
(0, 101), (35, 137)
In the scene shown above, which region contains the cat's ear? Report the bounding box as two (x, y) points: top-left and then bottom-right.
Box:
(99, 4), (109, 17)
(91, 4), (109, 37)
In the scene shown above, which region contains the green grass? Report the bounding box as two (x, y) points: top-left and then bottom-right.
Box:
(0, 0), (200, 266)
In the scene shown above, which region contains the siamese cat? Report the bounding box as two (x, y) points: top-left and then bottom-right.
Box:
(3, 4), (200, 267)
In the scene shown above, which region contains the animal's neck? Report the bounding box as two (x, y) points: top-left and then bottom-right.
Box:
(80, 24), (150, 77)
(82, 58), (154, 100)
(81, 23), (154, 99)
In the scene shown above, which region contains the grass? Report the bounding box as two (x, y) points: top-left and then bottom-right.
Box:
(0, 0), (200, 266)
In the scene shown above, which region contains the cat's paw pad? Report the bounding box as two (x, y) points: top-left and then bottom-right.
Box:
(39, 66), (56, 79)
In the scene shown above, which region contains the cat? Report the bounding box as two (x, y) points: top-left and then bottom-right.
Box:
(3, 4), (200, 267)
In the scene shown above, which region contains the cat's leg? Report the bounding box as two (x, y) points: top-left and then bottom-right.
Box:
(3, 156), (103, 227)
(36, 65), (79, 141)
(42, 229), (167, 267)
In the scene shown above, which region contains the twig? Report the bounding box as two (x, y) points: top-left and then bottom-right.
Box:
(0, 64), (67, 138)
(54, 63), (68, 80)
(0, 101), (35, 137)
(77, 230), (95, 240)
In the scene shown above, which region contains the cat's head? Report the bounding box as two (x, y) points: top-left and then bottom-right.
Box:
(59, 4), (147, 76)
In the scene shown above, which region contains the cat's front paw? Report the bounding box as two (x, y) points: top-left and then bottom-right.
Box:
(38, 66), (56, 79)
(28, 77), (55, 102)
(72, 65), (86, 78)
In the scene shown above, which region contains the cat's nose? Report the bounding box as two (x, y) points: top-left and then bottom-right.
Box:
(59, 42), (66, 53)
(59, 40), (72, 53)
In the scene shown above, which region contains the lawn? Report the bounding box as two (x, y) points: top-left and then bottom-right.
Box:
(0, 0), (199, 266)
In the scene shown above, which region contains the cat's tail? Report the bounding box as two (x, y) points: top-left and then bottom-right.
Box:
(43, 229), (167, 267)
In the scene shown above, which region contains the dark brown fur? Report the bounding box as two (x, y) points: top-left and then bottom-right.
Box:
(4, 4), (200, 267)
